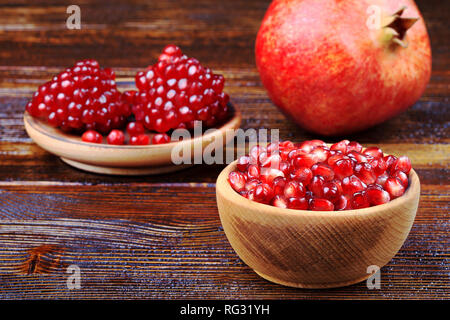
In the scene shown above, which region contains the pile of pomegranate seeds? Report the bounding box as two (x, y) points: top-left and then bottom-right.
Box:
(132, 45), (230, 132)
(26, 45), (230, 146)
(228, 140), (412, 211)
(26, 59), (132, 134)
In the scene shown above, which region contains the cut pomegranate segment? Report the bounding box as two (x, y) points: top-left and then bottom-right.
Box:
(134, 45), (229, 132)
(229, 139), (412, 211)
(27, 59), (131, 134)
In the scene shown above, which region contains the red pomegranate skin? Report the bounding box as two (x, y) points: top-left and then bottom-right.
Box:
(256, 0), (431, 135)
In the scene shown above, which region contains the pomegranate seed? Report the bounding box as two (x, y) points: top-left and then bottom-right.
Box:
(331, 179), (343, 194)
(247, 164), (261, 179)
(271, 195), (288, 208)
(266, 142), (280, 154)
(280, 149), (291, 161)
(384, 177), (405, 199)
(311, 163), (334, 181)
(332, 158), (354, 178)
(298, 139), (325, 153)
(335, 195), (350, 210)
(107, 129), (125, 145)
(283, 180), (306, 198)
(363, 147), (383, 158)
(322, 181), (341, 202)
(392, 170), (409, 188)
(81, 130), (102, 143)
(327, 154), (345, 166)
(366, 185), (390, 205)
(245, 179), (260, 191)
(309, 198), (334, 211)
(347, 151), (368, 163)
(237, 156), (250, 172)
(152, 133), (171, 144)
(330, 140), (349, 153)
(384, 155), (397, 171)
(249, 145), (266, 164)
(246, 188), (255, 201)
(272, 176), (287, 195)
(369, 157), (387, 175)
(346, 141), (363, 153)
(309, 175), (325, 198)
(354, 162), (376, 185)
(292, 153), (317, 168)
(309, 146), (330, 163)
(258, 151), (268, 166)
(254, 183), (274, 204)
(130, 134), (150, 145)
(376, 173), (389, 186)
(126, 122), (145, 136)
(288, 149), (307, 160)
(287, 197), (308, 210)
(261, 154), (282, 169)
(279, 161), (292, 176)
(228, 171), (246, 192)
(350, 192), (370, 209)
(260, 168), (284, 185)
(122, 90), (137, 105)
(291, 167), (313, 185)
(390, 156), (412, 174)
(342, 175), (366, 195)
(279, 140), (295, 149)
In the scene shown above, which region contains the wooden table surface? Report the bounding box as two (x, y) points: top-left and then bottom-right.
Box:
(0, 0), (448, 300)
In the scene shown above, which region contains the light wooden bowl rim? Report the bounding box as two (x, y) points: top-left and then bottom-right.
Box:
(217, 160), (420, 218)
(24, 102), (241, 150)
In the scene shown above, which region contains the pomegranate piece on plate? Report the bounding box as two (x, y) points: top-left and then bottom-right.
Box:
(134, 45), (230, 132)
(26, 59), (131, 134)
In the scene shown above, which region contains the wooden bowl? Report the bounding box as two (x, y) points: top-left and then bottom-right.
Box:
(24, 103), (241, 175)
(216, 161), (420, 288)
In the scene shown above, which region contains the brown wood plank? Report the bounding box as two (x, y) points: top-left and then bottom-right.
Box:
(0, 0), (268, 70)
(0, 0), (448, 300)
(1, 69), (449, 142)
(0, 0), (447, 70)
(1, 70), (449, 151)
(0, 138), (448, 184)
(0, 184), (448, 299)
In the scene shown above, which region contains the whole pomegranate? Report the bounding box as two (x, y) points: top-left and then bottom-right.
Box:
(256, 0), (431, 135)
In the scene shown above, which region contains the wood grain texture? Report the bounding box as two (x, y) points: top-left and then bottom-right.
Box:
(0, 184), (448, 299)
(0, 0), (449, 299)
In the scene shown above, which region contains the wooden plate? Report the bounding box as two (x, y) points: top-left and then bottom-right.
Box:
(24, 102), (241, 175)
